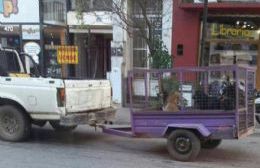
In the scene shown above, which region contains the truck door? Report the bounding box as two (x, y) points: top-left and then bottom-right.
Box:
(0, 49), (62, 114)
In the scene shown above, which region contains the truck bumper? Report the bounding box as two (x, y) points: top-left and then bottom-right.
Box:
(60, 107), (116, 126)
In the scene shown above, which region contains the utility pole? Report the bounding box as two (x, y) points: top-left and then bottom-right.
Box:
(200, 0), (208, 67)
(39, 0), (45, 76)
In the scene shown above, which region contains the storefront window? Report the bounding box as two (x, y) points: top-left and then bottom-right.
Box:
(203, 17), (260, 88)
(44, 27), (67, 78)
(0, 25), (21, 50)
(205, 18), (259, 67)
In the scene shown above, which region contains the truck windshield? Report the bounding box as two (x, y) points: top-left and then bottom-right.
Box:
(0, 50), (21, 74)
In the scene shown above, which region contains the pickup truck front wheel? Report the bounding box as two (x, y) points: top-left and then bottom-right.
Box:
(49, 121), (77, 132)
(0, 105), (31, 142)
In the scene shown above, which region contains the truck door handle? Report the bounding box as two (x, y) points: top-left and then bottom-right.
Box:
(5, 78), (11, 81)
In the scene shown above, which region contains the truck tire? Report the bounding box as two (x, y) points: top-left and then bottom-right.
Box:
(201, 139), (222, 149)
(49, 121), (77, 132)
(167, 129), (201, 161)
(0, 105), (31, 142)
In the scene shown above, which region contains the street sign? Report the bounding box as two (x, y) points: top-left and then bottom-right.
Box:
(57, 45), (79, 64)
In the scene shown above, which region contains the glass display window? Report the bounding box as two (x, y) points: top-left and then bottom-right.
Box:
(205, 17), (259, 67)
(203, 17), (260, 88)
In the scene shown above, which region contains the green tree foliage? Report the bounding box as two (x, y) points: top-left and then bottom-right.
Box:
(149, 39), (172, 69)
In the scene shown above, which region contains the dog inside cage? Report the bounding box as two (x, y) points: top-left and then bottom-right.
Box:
(192, 75), (237, 111)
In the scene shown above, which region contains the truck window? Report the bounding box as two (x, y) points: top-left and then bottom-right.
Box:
(0, 50), (20, 74)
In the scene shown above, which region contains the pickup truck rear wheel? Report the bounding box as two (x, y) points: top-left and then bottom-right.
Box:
(0, 105), (31, 142)
(49, 121), (77, 132)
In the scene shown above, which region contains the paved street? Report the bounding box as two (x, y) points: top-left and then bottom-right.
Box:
(1, 108), (260, 168)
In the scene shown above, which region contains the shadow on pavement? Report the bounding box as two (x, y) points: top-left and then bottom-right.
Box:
(30, 126), (106, 145)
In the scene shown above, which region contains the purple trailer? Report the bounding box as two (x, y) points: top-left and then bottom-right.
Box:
(103, 65), (256, 161)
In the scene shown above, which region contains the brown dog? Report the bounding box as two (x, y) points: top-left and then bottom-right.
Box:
(163, 91), (180, 112)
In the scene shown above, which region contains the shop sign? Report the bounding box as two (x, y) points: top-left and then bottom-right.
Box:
(22, 25), (40, 40)
(23, 42), (41, 64)
(211, 24), (255, 39)
(57, 46), (79, 64)
(0, 0), (39, 23)
(0, 24), (19, 34)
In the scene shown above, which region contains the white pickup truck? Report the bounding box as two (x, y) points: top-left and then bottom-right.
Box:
(0, 48), (115, 142)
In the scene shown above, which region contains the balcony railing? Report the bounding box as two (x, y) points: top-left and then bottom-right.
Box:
(43, 0), (66, 25)
(70, 0), (112, 12)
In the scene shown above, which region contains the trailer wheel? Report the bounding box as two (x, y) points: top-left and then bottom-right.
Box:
(167, 129), (201, 161)
(201, 139), (222, 149)
(0, 105), (31, 142)
(49, 121), (77, 132)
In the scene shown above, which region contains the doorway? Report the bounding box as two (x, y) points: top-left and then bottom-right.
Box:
(74, 33), (112, 79)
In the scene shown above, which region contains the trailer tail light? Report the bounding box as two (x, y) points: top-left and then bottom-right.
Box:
(57, 88), (65, 107)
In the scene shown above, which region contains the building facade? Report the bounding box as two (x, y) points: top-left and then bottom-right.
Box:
(0, 0), (68, 77)
(67, 0), (173, 104)
(67, 0), (113, 79)
(43, 0), (68, 78)
(112, 0), (173, 104)
(172, 0), (260, 88)
(0, 0), (172, 104)
(0, 0), (40, 52)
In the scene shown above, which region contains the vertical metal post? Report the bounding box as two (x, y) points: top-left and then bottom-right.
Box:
(128, 71), (135, 133)
(200, 0), (208, 67)
(39, 0), (45, 76)
(144, 72), (149, 108)
(245, 70), (248, 130)
(19, 24), (23, 52)
(235, 66), (240, 137)
(179, 71), (183, 111)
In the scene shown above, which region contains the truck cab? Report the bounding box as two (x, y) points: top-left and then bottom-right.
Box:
(0, 47), (115, 142)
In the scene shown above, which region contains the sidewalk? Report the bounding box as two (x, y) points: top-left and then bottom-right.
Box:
(113, 105), (131, 125)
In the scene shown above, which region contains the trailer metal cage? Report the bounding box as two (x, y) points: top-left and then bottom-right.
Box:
(128, 65), (256, 138)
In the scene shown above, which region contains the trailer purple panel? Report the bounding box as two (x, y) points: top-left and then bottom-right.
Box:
(132, 111), (236, 139)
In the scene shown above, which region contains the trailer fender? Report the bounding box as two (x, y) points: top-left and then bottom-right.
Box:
(163, 124), (211, 138)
